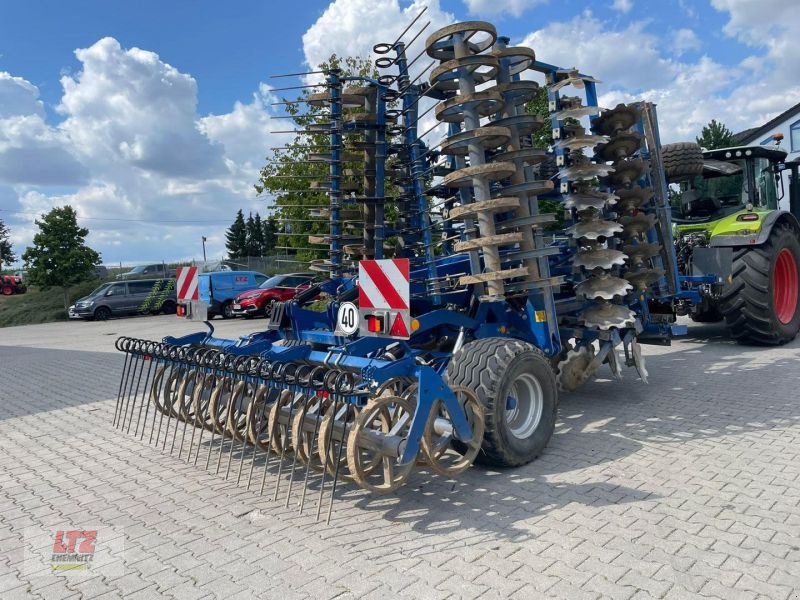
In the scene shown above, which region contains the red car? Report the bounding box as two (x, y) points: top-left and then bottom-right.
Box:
(231, 273), (315, 317)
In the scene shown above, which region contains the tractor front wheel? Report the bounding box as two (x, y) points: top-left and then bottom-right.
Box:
(719, 224), (800, 345)
(446, 337), (558, 467)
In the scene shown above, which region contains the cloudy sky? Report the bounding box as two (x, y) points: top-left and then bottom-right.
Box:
(1, 0), (797, 265)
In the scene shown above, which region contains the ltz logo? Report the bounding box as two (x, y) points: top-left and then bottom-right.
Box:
(51, 530), (97, 571)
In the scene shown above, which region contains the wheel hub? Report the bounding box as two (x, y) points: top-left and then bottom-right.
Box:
(773, 248), (799, 325)
(505, 373), (544, 440)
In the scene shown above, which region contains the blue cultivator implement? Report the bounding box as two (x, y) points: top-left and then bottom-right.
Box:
(114, 15), (684, 521)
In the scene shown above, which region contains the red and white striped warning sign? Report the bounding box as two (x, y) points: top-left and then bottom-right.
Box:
(176, 266), (199, 301)
(358, 259), (409, 309)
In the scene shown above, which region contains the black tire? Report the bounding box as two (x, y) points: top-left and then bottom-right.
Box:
(161, 300), (176, 315)
(94, 306), (112, 321)
(446, 337), (558, 467)
(662, 142), (703, 181)
(221, 302), (234, 319)
(719, 224), (800, 345)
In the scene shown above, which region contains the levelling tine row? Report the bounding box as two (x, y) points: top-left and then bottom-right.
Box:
(113, 337), (376, 522)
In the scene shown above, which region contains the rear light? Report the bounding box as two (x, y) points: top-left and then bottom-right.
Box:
(366, 314), (385, 333)
(177, 303), (187, 317)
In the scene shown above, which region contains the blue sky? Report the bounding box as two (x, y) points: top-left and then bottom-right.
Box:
(0, 0), (798, 264)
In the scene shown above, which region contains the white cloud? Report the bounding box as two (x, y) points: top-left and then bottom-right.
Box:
(463, 0), (547, 17)
(0, 72), (44, 118)
(670, 28), (701, 56)
(611, 0), (633, 14)
(0, 38), (285, 264)
(302, 0), (455, 82)
(521, 12), (677, 91)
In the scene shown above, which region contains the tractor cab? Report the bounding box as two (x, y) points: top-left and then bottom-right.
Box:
(671, 145), (787, 225)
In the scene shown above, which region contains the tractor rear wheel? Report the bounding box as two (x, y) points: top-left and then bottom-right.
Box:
(1, 285), (12, 296)
(719, 224), (800, 345)
(446, 337), (557, 467)
(662, 142), (703, 181)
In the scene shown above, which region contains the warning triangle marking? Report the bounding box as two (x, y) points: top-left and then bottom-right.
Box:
(389, 313), (409, 337)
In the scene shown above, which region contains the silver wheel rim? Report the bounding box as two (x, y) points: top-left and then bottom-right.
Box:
(505, 372), (543, 439)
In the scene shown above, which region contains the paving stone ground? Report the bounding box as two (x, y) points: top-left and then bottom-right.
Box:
(0, 316), (799, 599)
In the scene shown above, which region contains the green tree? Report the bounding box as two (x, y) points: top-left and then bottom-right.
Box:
(696, 119), (735, 150)
(252, 212), (265, 256)
(225, 209), (247, 259)
(0, 219), (15, 266)
(262, 215), (278, 254)
(21, 206), (100, 310)
(244, 212), (259, 257)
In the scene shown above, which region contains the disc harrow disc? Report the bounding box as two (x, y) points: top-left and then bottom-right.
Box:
(563, 190), (618, 211)
(625, 268), (664, 290)
(443, 161), (516, 187)
(623, 242), (662, 264)
(555, 133), (609, 152)
(430, 55), (500, 91)
(491, 79), (539, 105)
(558, 162), (615, 181)
(580, 301), (637, 330)
(575, 274), (633, 300)
(620, 213), (658, 238)
(574, 248), (628, 270)
(549, 68), (600, 92)
(616, 187), (654, 211)
(592, 103), (641, 135)
(607, 159), (647, 187)
(595, 132), (642, 162)
(491, 114), (544, 137)
(566, 219), (624, 240)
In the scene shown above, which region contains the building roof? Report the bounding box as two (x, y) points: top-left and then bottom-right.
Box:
(734, 101), (800, 145)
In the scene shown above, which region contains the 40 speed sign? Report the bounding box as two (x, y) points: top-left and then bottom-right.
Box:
(335, 302), (359, 335)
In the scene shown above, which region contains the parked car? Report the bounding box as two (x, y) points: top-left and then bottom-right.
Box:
(116, 264), (176, 281)
(231, 273), (315, 318)
(198, 271), (269, 319)
(69, 279), (177, 320)
(0, 274), (26, 296)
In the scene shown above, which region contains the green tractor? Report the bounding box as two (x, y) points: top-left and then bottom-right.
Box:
(666, 141), (800, 345)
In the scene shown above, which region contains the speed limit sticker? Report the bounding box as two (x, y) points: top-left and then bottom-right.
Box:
(336, 302), (359, 335)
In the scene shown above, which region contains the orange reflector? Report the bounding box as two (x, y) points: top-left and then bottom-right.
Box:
(389, 313), (409, 337)
(367, 315), (384, 333)
(177, 304), (186, 317)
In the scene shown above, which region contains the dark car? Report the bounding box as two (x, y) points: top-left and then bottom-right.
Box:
(69, 279), (177, 320)
(231, 273), (315, 317)
(116, 263), (176, 281)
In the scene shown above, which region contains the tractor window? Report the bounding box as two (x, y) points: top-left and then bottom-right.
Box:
(754, 157), (779, 210)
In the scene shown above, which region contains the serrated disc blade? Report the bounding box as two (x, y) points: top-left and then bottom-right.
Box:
(620, 213), (658, 238)
(607, 159), (647, 187)
(616, 187), (654, 211)
(563, 190), (618, 211)
(625, 268), (664, 289)
(591, 103), (641, 136)
(566, 219), (624, 240)
(574, 248), (628, 270)
(595, 132), (642, 162)
(554, 134), (609, 152)
(575, 274), (632, 300)
(559, 163), (616, 181)
(580, 302), (636, 330)
(623, 242), (662, 264)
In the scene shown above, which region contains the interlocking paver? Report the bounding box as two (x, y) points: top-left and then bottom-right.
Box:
(2, 318), (800, 599)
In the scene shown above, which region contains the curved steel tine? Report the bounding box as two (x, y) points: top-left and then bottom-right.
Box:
(112, 337), (132, 426)
(236, 357), (261, 486)
(119, 339), (144, 430)
(132, 341), (157, 437)
(317, 390), (342, 522)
